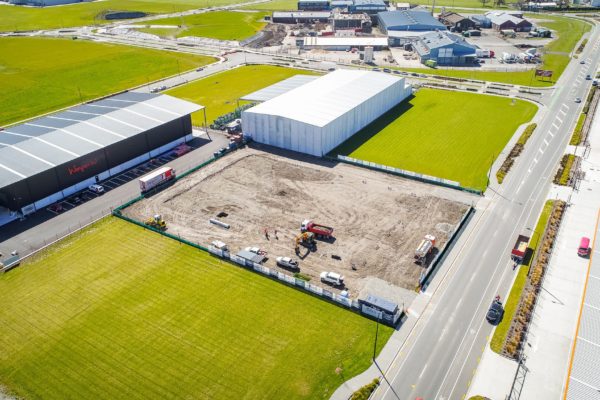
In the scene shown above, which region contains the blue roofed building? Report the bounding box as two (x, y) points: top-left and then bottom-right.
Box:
(378, 10), (447, 33)
(413, 31), (478, 66)
(349, 0), (387, 15)
(298, 0), (330, 11)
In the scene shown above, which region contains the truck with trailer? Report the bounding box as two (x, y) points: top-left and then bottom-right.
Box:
(476, 49), (495, 58)
(139, 166), (176, 193)
(511, 234), (530, 263)
(301, 219), (334, 239)
(415, 234), (436, 264)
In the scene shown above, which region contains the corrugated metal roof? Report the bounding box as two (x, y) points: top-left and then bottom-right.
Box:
(243, 70), (406, 127)
(378, 10), (446, 31)
(0, 93), (202, 189)
(241, 75), (320, 102)
(413, 31), (477, 56)
(303, 36), (389, 46)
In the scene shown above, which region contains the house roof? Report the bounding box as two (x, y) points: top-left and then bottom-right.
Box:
(0, 92), (202, 189)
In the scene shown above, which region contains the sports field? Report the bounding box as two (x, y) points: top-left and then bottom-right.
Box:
(0, 0), (242, 32)
(333, 89), (538, 190)
(0, 218), (391, 399)
(0, 37), (213, 126)
(138, 11), (269, 40)
(166, 64), (321, 125)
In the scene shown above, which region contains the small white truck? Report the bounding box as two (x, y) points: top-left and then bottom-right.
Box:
(320, 271), (344, 286)
(276, 256), (299, 270)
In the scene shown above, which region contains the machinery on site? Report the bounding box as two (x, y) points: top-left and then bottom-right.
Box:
(301, 219), (334, 239)
(139, 166), (176, 193)
(415, 234), (436, 264)
(145, 214), (167, 231)
(511, 234), (530, 263)
(294, 231), (315, 254)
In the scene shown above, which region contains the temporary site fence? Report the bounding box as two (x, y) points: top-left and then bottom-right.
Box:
(111, 146), (404, 327)
(336, 155), (483, 195)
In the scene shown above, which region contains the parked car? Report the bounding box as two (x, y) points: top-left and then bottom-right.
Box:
(486, 298), (504, 324)
(575, 97), (582, 103)
(586, 74), (592, 80)
(150, 87), (159, 93)
(196, 67), (204, 72)
(372, 68), (381, 72)
(577, 237), (591, 257)
(320, 271), (344, 286)
(393, 70), (401, 75)
(580, 60), (585, 64)
(245, 246), (266, 255)
(276, 256), (299, 270)
(383, 68), (391, 73)
(159, 85), (167, 91)
(88, 184), (104, 194)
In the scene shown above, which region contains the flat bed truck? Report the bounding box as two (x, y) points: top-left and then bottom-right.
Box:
(511, 234), (530, 263)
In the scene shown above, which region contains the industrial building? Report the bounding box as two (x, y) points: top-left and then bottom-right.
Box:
(438, 11), (476, 32)
(272, 11), (330, 23)
(297, 0), (330, 10)
(330, 11), (372, 31)
(330, 0), (353, 8)
(302, 36), (388, 50)
(378, 10), (447, 33)
(348, 0), (387, 15)
(413, 31), (478, 66)
(0, 92), (202, 226)
(241, 70), (412, 157)
(6, 0), (80, 5)
(485, 11), (532, 32)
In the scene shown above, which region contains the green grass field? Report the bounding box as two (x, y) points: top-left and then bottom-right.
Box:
(0, 0), (243, 32)
(137, 11), (268, 40)
(390, 15), (591, 87)
(0, 37), (213, 126)
(490, 200), (553, 353)
(0, 217), (391, 399)
(333, 89), (538, 190)
(166, 64), (321, 125)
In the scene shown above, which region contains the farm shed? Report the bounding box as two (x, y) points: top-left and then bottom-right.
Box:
(241, 70), (412, 157)
(438, 11), (476, 32)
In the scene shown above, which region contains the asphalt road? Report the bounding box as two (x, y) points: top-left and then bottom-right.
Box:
(376, 23), (600, 400)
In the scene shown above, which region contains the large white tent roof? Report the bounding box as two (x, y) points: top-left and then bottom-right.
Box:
(244, 70), (406, 127)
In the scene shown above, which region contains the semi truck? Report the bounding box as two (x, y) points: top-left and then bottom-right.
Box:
(301, 219), (334, 239)
(476, 49), (494, 58)
(139, 166), (175, 193)
(415, 234), (436, 263)
(511, 234), (530, 263)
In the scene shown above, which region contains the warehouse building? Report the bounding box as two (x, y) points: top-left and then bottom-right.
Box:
(272, 11), (331, 23)
(331, 11), (372, 32)
(242, 70), (412, 157)
(0, 92), (202, 226)
(298, 0), (330, 10)
(486, 11), (532, 32)
(378, 10), (446, 33)
(302, 36), (388, 50)
(413, 31), (477, 66)
(438, 11), (476, 32)
(348, 0), (387, 15)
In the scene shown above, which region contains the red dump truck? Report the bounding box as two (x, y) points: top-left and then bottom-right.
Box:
(301, 219), (334, 239)
(139, 166), (175, 193)
(511, 234), (530, 263)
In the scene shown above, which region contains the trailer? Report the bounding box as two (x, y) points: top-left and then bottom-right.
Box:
(415, 234), (436, 263)
(511, 234), (530, 263)
(301, 219), (334, 239)
(139, 166), (176, 193)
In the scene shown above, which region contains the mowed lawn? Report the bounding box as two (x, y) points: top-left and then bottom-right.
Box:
(0, 0), (242, 32)
(0, 218), (391, 399)
(0, 37), (213, 126)
(334, 89), (538, 190)
(138, 11), (269, 40)
(166, 64), (321, 125)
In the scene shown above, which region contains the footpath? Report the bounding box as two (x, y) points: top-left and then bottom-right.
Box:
(467, 87), (600, 399)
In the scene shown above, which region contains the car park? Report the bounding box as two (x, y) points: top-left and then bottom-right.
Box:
(276, 256), (299, 270)
(88, 184), (104, 194)
(486, 298), (504, 324)
(320, 271), (344, 286)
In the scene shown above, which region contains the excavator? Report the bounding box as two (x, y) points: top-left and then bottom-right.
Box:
(294, 231), (315, 255)
(145, 214), (167, 231)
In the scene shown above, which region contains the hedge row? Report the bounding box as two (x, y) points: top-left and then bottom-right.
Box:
(350, 379), (380, 400)
(553, 154), (576, 186)
(496, 123), (537, 184)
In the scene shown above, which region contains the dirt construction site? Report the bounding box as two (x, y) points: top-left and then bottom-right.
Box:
(124, 147), (474, 298)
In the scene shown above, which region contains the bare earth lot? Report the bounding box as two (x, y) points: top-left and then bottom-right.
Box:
(125, 148), (473, 296)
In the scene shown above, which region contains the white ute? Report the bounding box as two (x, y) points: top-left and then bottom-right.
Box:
(276, 256), (299, 270)
(320, 271), (344, 286)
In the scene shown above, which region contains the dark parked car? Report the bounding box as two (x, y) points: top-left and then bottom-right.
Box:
(486, 299), (504, 324)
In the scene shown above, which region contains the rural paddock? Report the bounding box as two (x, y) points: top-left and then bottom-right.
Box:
(124, 148), (474, 296)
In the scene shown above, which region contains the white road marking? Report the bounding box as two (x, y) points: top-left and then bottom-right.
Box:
(557, 116), (563, 123)
(559, 109), (567, 116)
(408, 309), (420, 318)
(534, 157), (538, 163)
(539, 148), (544, 154)
(552, 122), (560, 129)
(562, 104), (570, 110)
(549, 131), (555, 137)
(544, 139), (550, 145)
